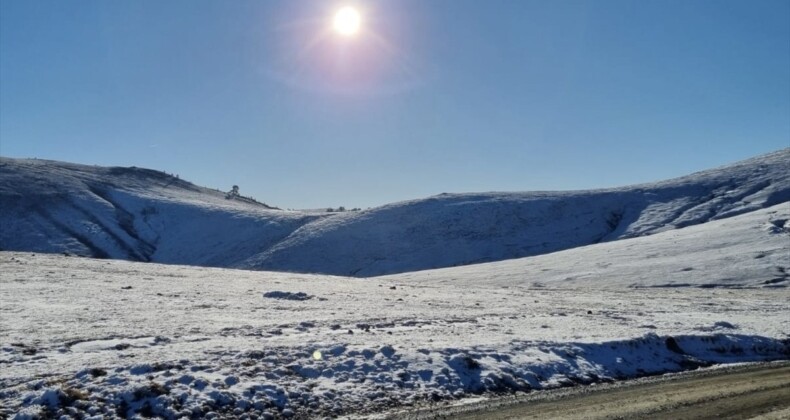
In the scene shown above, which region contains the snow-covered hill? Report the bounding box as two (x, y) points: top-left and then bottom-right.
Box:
(1, 149), (788, 276)
(0, 159), (325, 267)
(386, 202), (790, 289)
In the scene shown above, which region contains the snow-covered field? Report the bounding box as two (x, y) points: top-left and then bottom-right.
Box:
(1, 150), (788, 418)
(2, 149), (788, 276)
(1, 202), (788, 418)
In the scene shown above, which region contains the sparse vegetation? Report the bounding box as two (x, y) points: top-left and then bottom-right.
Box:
(61, 387), (89, 404)
(326, 206), (361, 212)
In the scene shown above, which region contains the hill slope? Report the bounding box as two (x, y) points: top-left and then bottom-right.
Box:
(1, 149), (788, 276)
(386, 202), (790, 289)
(241, 149), (789, 276)
(0, 159), (323, 267)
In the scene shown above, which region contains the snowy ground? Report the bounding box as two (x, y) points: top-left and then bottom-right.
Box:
(1, 204), (788, 418)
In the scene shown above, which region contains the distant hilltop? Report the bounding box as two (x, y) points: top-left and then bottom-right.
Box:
(1, 148), (788, 276)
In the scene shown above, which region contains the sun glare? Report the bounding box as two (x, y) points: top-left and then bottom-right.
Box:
(333, 6), (361, 36)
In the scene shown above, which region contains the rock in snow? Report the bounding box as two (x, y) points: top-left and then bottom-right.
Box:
(263, 291), (314, 301)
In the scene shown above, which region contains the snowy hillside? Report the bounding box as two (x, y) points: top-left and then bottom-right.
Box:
(1, 149), (789, 276)
(1, 202), (788, 417)
(0, 158), (325, 268)
(386, 203), (790, 289)
(242, 148), (790, 275)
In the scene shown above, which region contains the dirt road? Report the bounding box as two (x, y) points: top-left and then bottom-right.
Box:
(392, 362), (790, 420)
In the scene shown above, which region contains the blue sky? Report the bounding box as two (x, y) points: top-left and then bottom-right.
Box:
(1, 0), (788, 209)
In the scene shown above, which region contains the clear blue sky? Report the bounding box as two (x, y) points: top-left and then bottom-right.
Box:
(1, 0), (788, 209)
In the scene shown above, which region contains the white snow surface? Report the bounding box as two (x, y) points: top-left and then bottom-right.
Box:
(2, 149), (789, 276)
(1, 203), (788, 418)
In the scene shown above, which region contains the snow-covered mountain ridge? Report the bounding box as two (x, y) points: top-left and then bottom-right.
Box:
(1, 149), (788, 276)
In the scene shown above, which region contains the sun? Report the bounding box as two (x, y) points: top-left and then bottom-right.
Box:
(333, 6), (361, 36)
